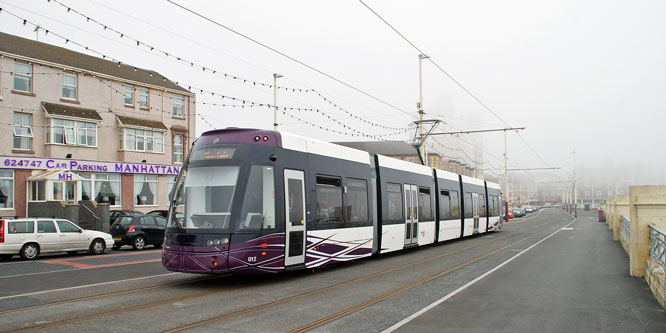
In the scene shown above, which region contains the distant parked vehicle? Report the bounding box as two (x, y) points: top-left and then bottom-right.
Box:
(110, 214), (167, 250)
(0, 218), (114, 260)
(525, 206), (533, 213)
(109, 210), (141, 225)
(512, 208), (524, 217)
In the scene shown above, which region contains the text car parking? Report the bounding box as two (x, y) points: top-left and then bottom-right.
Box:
(0, 218), (114, 260)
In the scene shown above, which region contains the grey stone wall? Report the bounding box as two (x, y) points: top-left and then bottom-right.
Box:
(79, 201), (109, 231)
(27, 201), (110, 232)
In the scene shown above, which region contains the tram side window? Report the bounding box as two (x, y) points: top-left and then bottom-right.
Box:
(386, 183), (403, 221)
(450, 190), (460, 218)
(440, 190), (451, 220)
(464, 192), (473, 218)
(418, 187), (432, 221)
(488, 195), (495, 216)
(316, 176), (343, 223)
(480, 194), (487, 216)
(346, 178), (368, 223)
(238, 166), (276, 231)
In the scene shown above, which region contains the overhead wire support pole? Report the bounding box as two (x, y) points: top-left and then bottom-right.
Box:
(417, 54), (429, 166)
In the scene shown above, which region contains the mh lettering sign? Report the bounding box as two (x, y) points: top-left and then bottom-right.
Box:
(1, 156), (181, 176)
(58, 173), (73, 180)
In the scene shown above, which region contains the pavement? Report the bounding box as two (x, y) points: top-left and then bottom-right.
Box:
(394, 210), (666, 332)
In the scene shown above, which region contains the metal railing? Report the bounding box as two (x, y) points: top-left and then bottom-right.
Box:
(620, 215), (631, 254)
(648, 224), (666, 309)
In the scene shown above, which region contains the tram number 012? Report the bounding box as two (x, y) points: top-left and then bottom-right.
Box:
(248, 256), (257, 262)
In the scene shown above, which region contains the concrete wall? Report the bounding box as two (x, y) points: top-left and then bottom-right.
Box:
(629, 186), (666, 277)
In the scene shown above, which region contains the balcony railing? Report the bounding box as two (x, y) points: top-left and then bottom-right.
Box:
(648, 224), (666, 309)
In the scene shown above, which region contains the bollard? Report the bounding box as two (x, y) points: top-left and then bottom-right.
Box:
(598, 209), (605, 222)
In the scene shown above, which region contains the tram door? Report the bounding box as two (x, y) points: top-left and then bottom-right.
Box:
(472, 193), (480, 233)
(284, 170), (306, 267)
(404, 184), (418, 245)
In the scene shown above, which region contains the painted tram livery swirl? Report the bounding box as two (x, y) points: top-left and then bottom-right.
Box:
(162, 128), (503, 274)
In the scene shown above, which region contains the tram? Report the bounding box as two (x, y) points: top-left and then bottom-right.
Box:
(162, 128), (503, 274)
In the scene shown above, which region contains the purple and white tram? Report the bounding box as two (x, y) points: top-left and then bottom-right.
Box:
(162, 128), (503, 274)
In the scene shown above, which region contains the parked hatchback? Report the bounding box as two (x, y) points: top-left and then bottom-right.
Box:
(0, 218), (114, 260)
(109, 210), (142, 225)
(110, 214), (166, 250)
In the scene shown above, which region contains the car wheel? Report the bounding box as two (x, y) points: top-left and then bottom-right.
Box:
(132, 235), (146, 250)
(112, 244), (121, 250)
(20, 243), (39, 260)
(89, 239), (106, 255)
(0, 254), (13, 260)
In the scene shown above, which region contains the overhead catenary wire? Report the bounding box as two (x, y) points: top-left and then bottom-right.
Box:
(0, 10), (409, 139)
(358, 0), (553, 168)
(165, 0), (416, 120)
(7, 1), (408, 132)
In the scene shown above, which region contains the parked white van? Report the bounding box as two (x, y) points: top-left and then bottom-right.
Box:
(0, 218), (115, 260)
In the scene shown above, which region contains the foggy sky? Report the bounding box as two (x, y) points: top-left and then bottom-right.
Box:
(1, 0), (664, 183)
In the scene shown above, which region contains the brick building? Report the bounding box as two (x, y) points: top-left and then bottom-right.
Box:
(0, 32), (195, 222)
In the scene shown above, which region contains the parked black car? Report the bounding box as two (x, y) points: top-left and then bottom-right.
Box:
(147, 210), (168, 218)
(110, 214), (167, 250)
(109, 210), (141, 226)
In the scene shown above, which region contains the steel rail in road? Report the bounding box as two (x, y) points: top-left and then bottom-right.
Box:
(164, 211), (572, 332)
(289, 231), (546, 333)
(3, 210), (569, 333)
(0, 274), (223, 315)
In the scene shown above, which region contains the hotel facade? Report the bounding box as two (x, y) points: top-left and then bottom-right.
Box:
(0, 32), (195, 223)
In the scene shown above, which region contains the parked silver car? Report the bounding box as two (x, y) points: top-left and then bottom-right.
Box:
(0, 218), (114, 260)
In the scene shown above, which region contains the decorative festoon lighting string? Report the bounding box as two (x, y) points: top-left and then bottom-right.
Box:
(44, 0), (406, 132)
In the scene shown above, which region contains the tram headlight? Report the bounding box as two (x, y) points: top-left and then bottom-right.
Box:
(222, 237), (229, 244)
(213, 239), (221, 245)
(206, 240), (214, 247)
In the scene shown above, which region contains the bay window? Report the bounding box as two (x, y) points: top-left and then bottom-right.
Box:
(46, 118), (97, 147)
(120, 128), (164, 153)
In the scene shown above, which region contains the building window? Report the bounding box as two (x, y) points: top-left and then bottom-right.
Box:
(80, 173), (92, 200)
(46, 118), (97, 147)
(138, 88), (149, 109)
(28, 180), (46, 201)
(13, 62), (32, 92)
(13, 112), (33, 150)
(135, 175), (158, 206)
(62, 74), (77, 100)
(173, 134), (184, 163)
(93, 173), (121, 206)
(173, 95), (184, 117)
(124, 85), (134, 105)
(0, 171), (14, 209)
(120, 128), (164, 153)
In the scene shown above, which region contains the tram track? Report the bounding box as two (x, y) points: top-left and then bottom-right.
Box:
(164, 214), (570, 332)
(0, 274), (224, 316)
(1, 210), (570, 332)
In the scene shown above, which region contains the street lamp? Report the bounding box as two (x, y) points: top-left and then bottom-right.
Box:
(273, 73), (283, 131)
